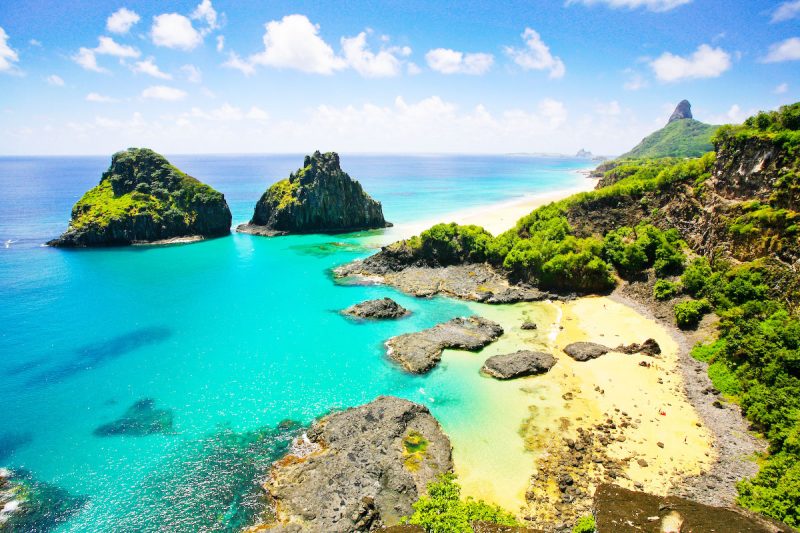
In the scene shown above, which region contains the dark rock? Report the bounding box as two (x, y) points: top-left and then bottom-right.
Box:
(386, 316), (504, 374)
(521, 321), (538, 330)
(49, 148), (231, 247)
(265, 396), (452, 532)
(343, 298), (410, 319)
(481, 350), (556, 380)
(0, 467), (88, 531)
(563, 342), (610, 362)
(593, 484), (794, 532)
(238, 151), (390, 236)
(668, 99), (693, 123)
(93, 398), (174, 437)
(615, 338), (661, 356)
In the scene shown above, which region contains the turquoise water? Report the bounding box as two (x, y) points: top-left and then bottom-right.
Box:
(0, 154), (590, 531)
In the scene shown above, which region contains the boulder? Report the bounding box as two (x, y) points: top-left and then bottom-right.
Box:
(593, 483), (793, 532)
(481, 350), (556, 380)
(343, 298), (410, 319)
(520, 321), (538, 330)
(386, 316), (504, 374)
(615, 338), (661, 356)
(563, 342), (610, 362)
(48, 148), (231, 247)
(238, 151), (390, 236)
(265, 396), (453, 532)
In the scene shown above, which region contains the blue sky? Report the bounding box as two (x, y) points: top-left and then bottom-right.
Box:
(0, 0), (798, 155)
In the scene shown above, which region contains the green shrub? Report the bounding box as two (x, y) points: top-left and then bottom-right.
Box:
(674, 299), (711, 329)
(402, 473), (519, 533)
(654, 279), (681, 301)
(681, 257), (714, 297)
(572, 514), (596, 533)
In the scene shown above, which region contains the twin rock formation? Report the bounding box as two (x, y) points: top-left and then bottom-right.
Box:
(51, 149), (388, 247)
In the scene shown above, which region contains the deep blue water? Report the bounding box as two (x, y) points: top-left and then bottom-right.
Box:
(0, 154), (590, 531)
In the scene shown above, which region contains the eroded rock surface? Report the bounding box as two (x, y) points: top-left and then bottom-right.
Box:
(563, 342), (610, 362)
(264, 396), (453, 532)
(386, 316), (504, 374)
(482, 350), (556, 380)
(343, 298), (410, 319)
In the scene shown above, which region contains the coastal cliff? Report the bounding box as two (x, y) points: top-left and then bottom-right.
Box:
(238, 151), (390, 236)
(48, 148), (232, 247)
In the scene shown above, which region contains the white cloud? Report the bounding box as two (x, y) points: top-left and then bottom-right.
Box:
(46, 74), (64, 86)
(151, 13), (203, 50)
(29, 39), (42, 47)
(216, 35), (225, 52)
(762, 37), (800, 63)
(565, 0), (691, 12)
(184, 103), (269, 122)
(772, 1), (800, 22)
(596, 100), (621, 115)
(650, 44), (731, 82)
(181, 64), (202, 83)
(425, 48), (494, 75)
(504, 28), (565, 79)
(94, 36), (140, 58)
(623, 69), (648, 90)
(131, 57), (171, 79)
(107, 8), (140, 34)
(73, 48), (105, 72)
(0, 27), (20, 73)
(141, 85), (187, 101)
(775, 82), (789, 94)
(250, 14), (345, 74)
(247, 106), (269, 120)
(407, 62), (421, 75)
(222, 52), (256, 76)
(191, 0), (219, 33)
(86, 92), (118, 103)
(341, 32), (405, 77)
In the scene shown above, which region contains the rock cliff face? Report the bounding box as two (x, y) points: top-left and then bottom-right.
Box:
(238, 151), (390, 236)
(263, 396), (452, 532)
(668, 99), (693, 123)
(48, 148), (232, 247)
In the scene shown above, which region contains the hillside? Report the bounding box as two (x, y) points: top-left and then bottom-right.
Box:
(619, 117), (718, 159)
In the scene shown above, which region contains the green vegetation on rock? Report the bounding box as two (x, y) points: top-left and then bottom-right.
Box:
(50, 147), (231, 246)
(402, 473), (520, 533)
(572, 514), (596, 533)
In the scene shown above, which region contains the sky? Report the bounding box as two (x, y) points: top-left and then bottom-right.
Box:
(0, 0), (798, 156)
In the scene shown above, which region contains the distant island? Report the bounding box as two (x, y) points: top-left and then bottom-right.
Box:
(237, 151), (391, 236)
(48, 148), (232, 247)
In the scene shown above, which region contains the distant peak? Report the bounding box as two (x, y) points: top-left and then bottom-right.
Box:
(668, 100), (693, 124)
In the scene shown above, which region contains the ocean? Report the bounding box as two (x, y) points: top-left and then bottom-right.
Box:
(0, 154), (591, 531)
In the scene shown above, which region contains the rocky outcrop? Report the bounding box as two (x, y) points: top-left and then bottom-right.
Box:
(238, 151), (390, 236)
(386, 316), (504, 374)
(593, 484), (794, 532)
(264, 396), (453, 532)
(48, 148), (231, 247)
(481, 350), (556, 379)
(336, 262), (553, 304)
(563, 342), (610, 362)
(0, 467), (87, 530)
(668, 99), (693, 123)
(343, 298), (410, 319)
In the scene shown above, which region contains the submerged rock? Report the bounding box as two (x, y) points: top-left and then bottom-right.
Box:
(343, 298), (410, 319)
(593, 483), (793, 532)
(386, 316), (504, 374)
(563, 342), (610, 362)
(264, 396), (452, 532)
(48, 148), (231, 247)
(238, 151), (390, 236)
(481, 350), (556, 380)
(93, 398), (174, 437)
(0, 467), (88, 531)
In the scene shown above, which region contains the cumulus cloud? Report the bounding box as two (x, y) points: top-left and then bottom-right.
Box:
(184, 103), (269, 121)
(151, 13), (203, 50)
(73, 36), (140, 72)
(650, 44), (731, 82)
(249, 14), (345, 74)
(341, 32), (408, 77)
(222, 52), (256, 76)
(86, 92), (118, 103)
(107, 7), (140, 34)
(141, 85), (187, 101)
(504, 28), (565, 79)
(425, 48), (493, 75)
(181, 64), (202, 83)
(772, 1), (800, 22)
(216, 35), (225, 52)
(762, 37), (800, 63)
(0, 27), (20, 73)
(565, 0), (691, 11)
(46, 74), (64, 86)
(191, 0), (219, 33)
(73, 48), (105, 72)
(131, 57), (171, 79)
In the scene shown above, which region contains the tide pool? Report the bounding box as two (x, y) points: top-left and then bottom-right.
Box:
(0, 154), (591, 531)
